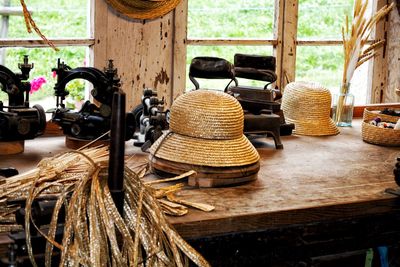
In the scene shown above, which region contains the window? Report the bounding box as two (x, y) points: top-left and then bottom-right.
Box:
(0, 0), (94, 112)
(187, 0), (383, 105)
(186, 0), (275, 90)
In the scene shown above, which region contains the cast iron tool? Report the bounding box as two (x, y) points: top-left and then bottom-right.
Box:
(0, 56), (46, 141)
(51, 59), (135, 140)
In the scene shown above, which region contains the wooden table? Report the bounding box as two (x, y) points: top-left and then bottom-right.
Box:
(1, 120), (400, 266)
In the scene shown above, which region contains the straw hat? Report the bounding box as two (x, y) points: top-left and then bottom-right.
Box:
(149, 90), (260, 167)
(281, 81), (339, 136)
(105, 0), (182, 20)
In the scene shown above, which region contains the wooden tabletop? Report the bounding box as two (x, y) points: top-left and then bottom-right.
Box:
(1, 120), (399, 240)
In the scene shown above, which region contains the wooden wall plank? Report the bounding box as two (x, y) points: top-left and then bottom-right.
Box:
(92, 1), (176, 110)
(172, 0), (188, 103)
(370, 0), (389, 103)
(386, 0), (400, 102)
(280, 0), (298, 90)
(274, 0), (284, 90)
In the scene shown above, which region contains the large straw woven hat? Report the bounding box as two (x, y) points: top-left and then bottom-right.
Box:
(150, 89), (260, 166)
(282, 81), (339, 136)
(105, 0), (182, 20)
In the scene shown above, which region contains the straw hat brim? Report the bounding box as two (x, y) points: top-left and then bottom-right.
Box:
(286, 117), (340, 136)
(149, 131), (260, 167)
(105, 0), (181, 20)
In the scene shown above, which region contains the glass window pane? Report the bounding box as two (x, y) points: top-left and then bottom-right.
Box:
(186, 45), (274, 91)
(3, 0), (89, 38)
(298, 0), (354, 39)
(188, 0), (274, 39)
(0, 47), (88, 112)
(295, 46), (370, 105)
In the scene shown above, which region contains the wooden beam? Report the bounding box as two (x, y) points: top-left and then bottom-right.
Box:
(0, 38), (95, 47)
(186, 38), (277, 46)
(0, 6), (23, 16)
(280, 0), (299, 90)
(369, 0), (390, 103)
(172, 0), (188, 104)
(274, 0), (284, 90)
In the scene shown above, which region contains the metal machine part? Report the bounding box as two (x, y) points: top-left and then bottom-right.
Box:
(395, 157), (400, 187)
(0, 56), (46, 141)
(0, 92), (129, 266)
(51, 59), (135, 140)
(188, 56), (287, 149)
(0, 168), (18, 178)
(132, 88), (170, 151)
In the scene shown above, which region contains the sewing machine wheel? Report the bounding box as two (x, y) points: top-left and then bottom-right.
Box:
(33, 104), (47, 135)
(132, 103), (143, 127)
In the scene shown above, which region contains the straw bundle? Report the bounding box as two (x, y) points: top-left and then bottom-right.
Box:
(336, 0), (393, 123)
(0, 147), (210, 267)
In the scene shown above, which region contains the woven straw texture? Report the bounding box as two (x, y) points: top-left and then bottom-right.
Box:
(169, 90), (244, 140)
(362, 108), (400, 146)
(282, 81), (339, 136)
(149, 89), (260, 167)
(105, 0), (181, 20)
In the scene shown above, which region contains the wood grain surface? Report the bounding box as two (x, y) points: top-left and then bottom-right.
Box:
(0, 120), (399, 240)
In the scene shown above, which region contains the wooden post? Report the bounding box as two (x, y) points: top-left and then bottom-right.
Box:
(0, 0), (10, 65)
(279, 0), (299, 91)
(171, 0), (188, 104)
(274, 0), (284, 90)
(369, 0), (390, 103)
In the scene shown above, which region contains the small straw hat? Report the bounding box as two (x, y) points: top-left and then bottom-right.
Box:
(281, 81), (339, 136)
(149, 90), (260, 167)
(105, 0), (182, 20)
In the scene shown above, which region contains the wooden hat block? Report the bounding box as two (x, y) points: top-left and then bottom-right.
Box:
(65, 136), (110, 150)
(150, 156), (259, 188)
(0, 140), (25, 155)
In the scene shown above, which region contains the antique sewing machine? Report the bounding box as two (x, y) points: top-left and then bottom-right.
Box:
(1, 91), (128, 266)
(132, 88), (169, 151)
(189, 55), (293, 149)
(51, 59), (135, 143)
(0, 56), (46, 143)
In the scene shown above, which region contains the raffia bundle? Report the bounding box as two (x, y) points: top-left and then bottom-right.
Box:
(0, 146), (210, 267)
(336, 0), (394, 123)
(20, 0), (58, 51)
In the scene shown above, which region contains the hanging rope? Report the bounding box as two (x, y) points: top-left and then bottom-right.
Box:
(20, 0), (59, 51)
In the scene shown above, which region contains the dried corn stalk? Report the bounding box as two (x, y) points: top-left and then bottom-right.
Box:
(336, 0), (393, 122)
(0, 147), (210, 267)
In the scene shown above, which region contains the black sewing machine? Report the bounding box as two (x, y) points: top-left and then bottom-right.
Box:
(0, 56), (46, 141)
(132, 88), (169, 151)
(51, 59), (135, 141)
(189, 55), (293, 149)
(1, 91), (128, 266)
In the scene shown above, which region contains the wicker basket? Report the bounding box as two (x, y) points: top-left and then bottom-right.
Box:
(361, 107), (400, 146)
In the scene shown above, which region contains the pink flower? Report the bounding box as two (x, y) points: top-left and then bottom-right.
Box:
(52, 71), (57, 78)
(30, 76), (47, 94)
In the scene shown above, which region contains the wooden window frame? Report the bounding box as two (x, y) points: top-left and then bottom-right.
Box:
(181, 0), (390, 105)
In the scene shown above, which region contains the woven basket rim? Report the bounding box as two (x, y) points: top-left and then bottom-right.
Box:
(105, 0), (181, 20)
(361, 121), (400, 146)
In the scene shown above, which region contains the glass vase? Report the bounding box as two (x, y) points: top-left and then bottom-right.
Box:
(332, 83), (354, 127)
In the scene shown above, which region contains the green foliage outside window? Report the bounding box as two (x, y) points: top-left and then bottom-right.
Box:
(187, 0), (369, 102)
(0, 0), (88, 109)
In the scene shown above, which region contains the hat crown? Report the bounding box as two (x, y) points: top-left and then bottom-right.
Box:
(282, 81), (339, 136)
(169, 90), (244, 139)
(283, 81), (332, 119)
